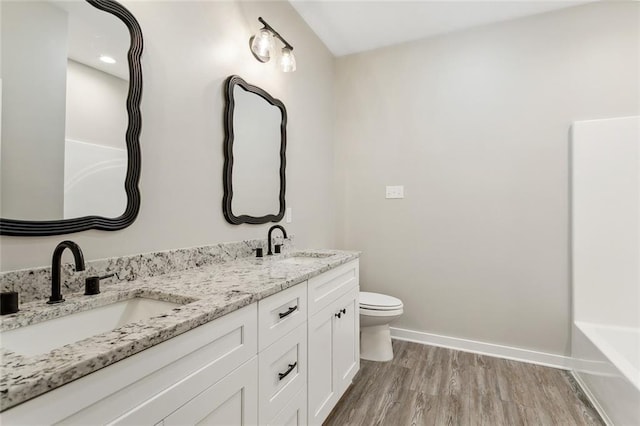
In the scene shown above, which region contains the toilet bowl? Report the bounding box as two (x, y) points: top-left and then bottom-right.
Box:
(359, 292), (403, 362)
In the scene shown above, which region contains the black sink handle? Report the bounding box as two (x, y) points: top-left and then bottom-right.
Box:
(278, 306), (298, 319)
(278, 362), (297, 380)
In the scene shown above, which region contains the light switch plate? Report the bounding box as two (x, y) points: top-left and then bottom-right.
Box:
(386, 185), (404, 199)
(285, 207), (292, 223)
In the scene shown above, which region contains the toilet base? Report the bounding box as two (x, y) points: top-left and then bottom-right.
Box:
(360, 324), (394, 361)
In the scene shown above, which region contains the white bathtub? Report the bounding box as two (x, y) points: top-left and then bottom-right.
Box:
(571, 116), (640, 425)
(572, 322), (640, 425)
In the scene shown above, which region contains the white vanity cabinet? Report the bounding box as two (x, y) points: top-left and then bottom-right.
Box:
(307, 260), (360, 425)
(1, 304), (259, 425)
(1, 258), (360, 426)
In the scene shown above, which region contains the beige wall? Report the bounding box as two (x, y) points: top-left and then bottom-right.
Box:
(2, 0), (637, 358)
(0, 0), (338, 271)
(335, 2), (639, 355)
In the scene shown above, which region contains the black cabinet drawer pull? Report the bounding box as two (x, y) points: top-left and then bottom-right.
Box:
(278, 362), (297, 380)
(341, 308), (346, 314)
(335, 312), (342, 319)
(278, 306), (298, 319)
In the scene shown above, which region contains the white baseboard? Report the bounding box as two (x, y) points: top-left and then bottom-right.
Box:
(390, 326), (573, 370)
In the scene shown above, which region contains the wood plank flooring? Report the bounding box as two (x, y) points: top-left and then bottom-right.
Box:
(324, 340), (603, 426)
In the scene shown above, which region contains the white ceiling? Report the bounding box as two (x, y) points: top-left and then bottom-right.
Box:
(289, 0), (596, 56)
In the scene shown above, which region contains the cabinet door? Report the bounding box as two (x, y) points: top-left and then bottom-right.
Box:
(103, 305), (257, 426)
(308, 287), (360, 425)
(333, 287), (360, 394)
(267, 385), (307, 426)
(307, 303), (338, 425)
(163, 357), (258, 426)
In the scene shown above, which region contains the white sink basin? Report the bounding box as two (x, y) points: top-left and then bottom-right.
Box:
(1, 297), (181, 357)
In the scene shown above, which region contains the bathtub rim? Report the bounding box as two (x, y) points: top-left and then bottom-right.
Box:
(574, 320), (640, 392)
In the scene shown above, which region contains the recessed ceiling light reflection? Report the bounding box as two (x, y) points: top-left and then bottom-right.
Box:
(99, 55), (116, 64)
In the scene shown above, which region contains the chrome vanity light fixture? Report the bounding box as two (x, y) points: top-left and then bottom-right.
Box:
(249, 17), (296, 72)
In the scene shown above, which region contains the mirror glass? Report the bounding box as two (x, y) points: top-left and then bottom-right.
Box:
(223, 75), (286, 225)
(231, 85), (281, 216)
(0, 0), (130, 221)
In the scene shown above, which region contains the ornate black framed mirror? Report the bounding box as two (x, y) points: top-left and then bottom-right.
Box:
(0, 0), (143, 236)
(223, 75), (286, 225)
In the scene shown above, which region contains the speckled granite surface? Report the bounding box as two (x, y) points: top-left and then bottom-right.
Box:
(0, 249), (359, 411)
(0, 237), (293, 304)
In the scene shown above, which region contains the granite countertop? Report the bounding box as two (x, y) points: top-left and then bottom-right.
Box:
(0, 249), (359, 411)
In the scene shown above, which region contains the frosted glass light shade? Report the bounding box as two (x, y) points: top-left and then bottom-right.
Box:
(280, 47), (296, 72)
(250, 29), (274, 63)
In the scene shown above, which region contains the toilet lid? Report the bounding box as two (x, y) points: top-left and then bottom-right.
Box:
(360, 292), (403, 310)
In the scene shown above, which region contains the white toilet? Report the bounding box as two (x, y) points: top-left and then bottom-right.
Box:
(359, 291), (403, 362)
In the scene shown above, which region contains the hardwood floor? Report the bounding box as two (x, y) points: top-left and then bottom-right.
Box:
(324, 340), (603, 426)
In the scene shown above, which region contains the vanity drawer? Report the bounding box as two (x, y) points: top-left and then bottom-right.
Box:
(308, 259), (359, 315)
(258, 322), (307, 423)
(258, 282), (307, 351)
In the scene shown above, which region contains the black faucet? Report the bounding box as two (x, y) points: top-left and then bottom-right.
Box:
(48, 240), (86, 304)
(267, 225), (288, 256)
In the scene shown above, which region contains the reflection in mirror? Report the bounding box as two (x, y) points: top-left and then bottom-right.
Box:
(0, 0), (143, 236)
(1, 0), (127, 220)
(223, 75), (286, 225)
(231, 85), (281, 216)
